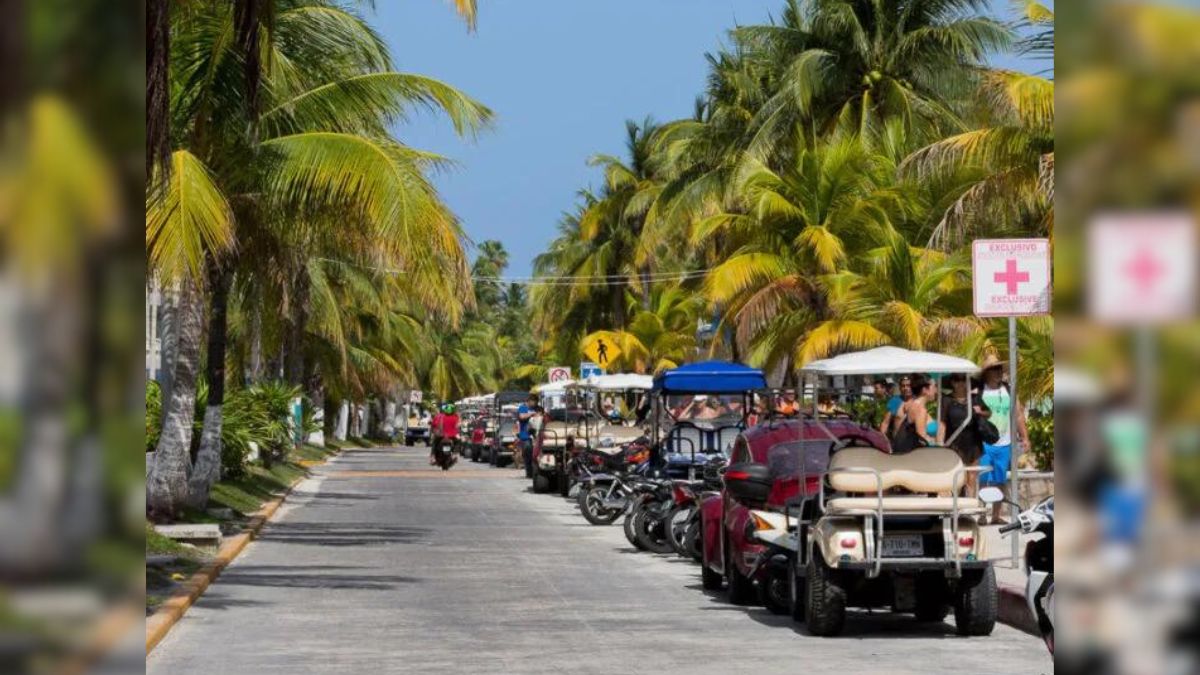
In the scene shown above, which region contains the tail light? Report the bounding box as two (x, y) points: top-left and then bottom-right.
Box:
(803, 475), (821, 495)
(725, 470), (750, 481)
(839, 536), (857, 549)
(958, 535), (975, 547)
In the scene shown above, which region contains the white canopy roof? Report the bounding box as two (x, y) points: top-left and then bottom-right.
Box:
(802, 347), (980, 376)
(1054, 368), (1103, 404)
(577, 373), (655, 392)
(533, 380), (576, 394)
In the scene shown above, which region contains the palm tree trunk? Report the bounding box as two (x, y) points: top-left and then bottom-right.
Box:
(147, 277), (204, 519)
(187, 260), (230, 509)
(285, 270), (309, 387)
(247, 301), (263, 383)
(146, 0), (170, 174)
(304, 367), (325, 446)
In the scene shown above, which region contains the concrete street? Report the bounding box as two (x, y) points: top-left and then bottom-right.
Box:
(148, 446), (1053, 675)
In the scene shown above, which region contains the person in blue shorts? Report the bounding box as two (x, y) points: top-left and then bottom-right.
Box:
(978, 354), (1028, 524)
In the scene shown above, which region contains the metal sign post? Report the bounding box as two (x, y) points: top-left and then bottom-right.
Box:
(1007, 317), (1019, 564)
(971, 239), (1051, 566)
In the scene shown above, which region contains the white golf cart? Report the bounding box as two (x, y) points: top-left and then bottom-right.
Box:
(739, 347), (1001, 636)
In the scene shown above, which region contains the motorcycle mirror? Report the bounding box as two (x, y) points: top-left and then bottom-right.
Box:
(978, 486), (1004, 504)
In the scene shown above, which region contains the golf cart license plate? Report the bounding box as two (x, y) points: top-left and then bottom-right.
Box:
(881, 535), (923, 557)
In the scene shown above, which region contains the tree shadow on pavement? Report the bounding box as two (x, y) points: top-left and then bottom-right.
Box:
(215, 566), (421, 590)
(259, 521), (431, 547)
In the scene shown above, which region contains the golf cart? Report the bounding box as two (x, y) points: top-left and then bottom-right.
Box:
(531, 379), (588, 495)
(488, 391), (528, 467)
(736, 347), (998, 636)
(404, 403), (431, 446)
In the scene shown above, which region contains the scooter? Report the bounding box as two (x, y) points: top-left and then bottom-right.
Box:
(432, 437), (459, 471)
(991, 488), (1054, 654)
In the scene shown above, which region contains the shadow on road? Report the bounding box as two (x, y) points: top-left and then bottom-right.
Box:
(260, 521), (431, 547)
(216, 566), (420, 590)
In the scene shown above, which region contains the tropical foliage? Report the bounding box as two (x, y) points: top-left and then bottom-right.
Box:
(529, 0), (1054, 388)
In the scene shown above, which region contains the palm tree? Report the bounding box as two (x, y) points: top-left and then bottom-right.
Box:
(580, 286), (704, 373)
(901, 68), (1053, 250)
(472, 240), (510, 313)
(146, 0), (490, 516)
(698, 136), (905, 374)
(733, 0), (1012, 157)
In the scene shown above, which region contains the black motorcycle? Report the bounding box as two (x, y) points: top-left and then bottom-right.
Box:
(432, 437), (460, 471)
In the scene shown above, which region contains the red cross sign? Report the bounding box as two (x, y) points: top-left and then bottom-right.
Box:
(972, 239), (1051, 317)
(1090, 213), (1196, 324)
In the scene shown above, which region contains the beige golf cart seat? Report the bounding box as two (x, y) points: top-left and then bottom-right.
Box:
(590, 422), (648, 454)
(824, 446), (985, 514)
(541, 420), (584, 448)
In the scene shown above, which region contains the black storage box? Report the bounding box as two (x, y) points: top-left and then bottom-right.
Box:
(724, 462), (772, 505)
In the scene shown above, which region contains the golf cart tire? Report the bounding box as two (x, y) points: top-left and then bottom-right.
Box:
(558, 470), (570, 497)
(726, 543), (756, 606)
(806, 548), (846, 637)
(532, 471), (551, 494)
(953, 566), (997, 636)
(788, 556), (806, 623)
(701, 562), (723, 591)
(489, 447), (498, 467)
(914, 571), (950, 622)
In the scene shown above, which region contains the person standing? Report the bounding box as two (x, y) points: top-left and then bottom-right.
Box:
(880, 376), (912, 437)
(892, 377), (937, 453)
(939, 374), (991, 496)
(978, 354), (1028, 523)
(516, 394), (537, 478)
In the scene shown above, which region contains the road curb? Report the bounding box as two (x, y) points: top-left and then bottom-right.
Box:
(146, 450), (338, 655)
(997, 582), (1038, 636)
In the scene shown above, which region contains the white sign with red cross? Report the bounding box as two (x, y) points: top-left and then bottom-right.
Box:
(972, 239), (1052, 317)
(1089, 213), (1197, 324)
(547, 367), (571, 383)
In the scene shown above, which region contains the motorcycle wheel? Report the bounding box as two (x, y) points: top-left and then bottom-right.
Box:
(665, 505), (692, 557)
(760, 570), (791, 615)
(624, 505), (648, 550)
(580, 485), (621, 526)
(683, 520), (703, 562)
(636, 504), (677, 554)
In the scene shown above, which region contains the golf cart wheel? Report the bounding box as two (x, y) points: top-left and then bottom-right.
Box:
(788, 555), (806, 623)
(914, 571), (950, 622)
(489, 447), (497, 467)
(532, 471), (550, 494)
(953, 566), (997, 636)
(760, 570), (791, 616)
(558, 469), (570, 497)
(726, 543), (755, 606)
(580, 486), (620, 526)
(701, 561), (723, 591)
(806, 548), (846, 636)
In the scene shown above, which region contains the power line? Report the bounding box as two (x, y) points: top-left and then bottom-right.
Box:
(315, 257), (715, 286)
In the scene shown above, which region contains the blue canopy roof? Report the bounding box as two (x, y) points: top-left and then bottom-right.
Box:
(653, 361), (767, 394)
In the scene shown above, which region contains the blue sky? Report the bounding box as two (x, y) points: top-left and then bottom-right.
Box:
(376, 0), (1041, 277)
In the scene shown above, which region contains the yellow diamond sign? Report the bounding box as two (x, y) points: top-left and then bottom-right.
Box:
(582, 335), (621, 368)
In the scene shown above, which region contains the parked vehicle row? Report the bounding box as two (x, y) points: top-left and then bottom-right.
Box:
(453, 348), (1047, 646)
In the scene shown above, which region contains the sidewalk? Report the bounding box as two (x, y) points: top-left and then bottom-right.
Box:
(985, 524), (1039, 635)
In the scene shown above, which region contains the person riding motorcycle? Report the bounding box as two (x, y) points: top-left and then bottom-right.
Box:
(430, 404), (461, 466)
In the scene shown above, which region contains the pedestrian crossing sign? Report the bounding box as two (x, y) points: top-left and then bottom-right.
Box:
(582, 335), (620, 367)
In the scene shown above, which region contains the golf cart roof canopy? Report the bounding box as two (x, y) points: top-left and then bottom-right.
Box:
(532, 380), (576, 394)
(653, 361), (767, 394)
(801, 346), (980, 377)
(577, 373), (654, 392)
(1055, 368), (1103, 404)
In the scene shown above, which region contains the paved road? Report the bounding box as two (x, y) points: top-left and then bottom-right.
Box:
(148, 446), (1053, 675)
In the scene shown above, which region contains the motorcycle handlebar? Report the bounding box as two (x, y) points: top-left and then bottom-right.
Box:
(998, 522), (1020, 534)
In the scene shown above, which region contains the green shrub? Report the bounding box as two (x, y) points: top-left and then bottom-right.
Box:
(146, 380), (161, 452)
(1026, 413), (1053, 471)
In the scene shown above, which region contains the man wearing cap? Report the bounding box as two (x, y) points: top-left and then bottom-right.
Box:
(978, 354), (1029, 523)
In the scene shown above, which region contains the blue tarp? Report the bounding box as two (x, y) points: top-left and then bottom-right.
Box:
(652, 361), (767, 394)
